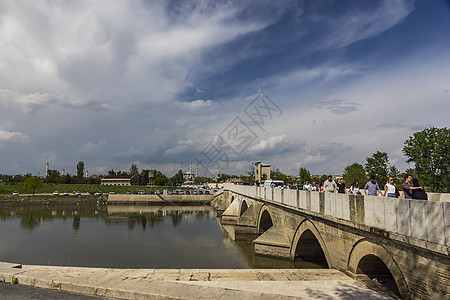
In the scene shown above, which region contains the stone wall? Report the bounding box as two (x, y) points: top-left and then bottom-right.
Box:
(224, 184), (449, 255)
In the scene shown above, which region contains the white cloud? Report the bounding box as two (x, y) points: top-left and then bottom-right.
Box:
(0, 89), (97, 114)
(248, 135), (294, 155)
(179, 99), (217, 111)
(0, 127), (29, 145)
(321, 0), (414, 49)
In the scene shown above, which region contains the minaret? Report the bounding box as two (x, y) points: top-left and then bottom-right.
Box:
(45, 162), (49, 177)
(85, 170), (89, 178)
(62, 168), (65, 176)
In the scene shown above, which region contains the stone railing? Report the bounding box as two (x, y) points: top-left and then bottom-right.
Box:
(223, 183), (449, 254)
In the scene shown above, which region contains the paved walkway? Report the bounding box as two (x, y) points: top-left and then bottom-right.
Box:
(0, 262), (394, 299)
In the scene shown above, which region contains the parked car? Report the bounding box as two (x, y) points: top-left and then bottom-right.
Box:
(89, 192), (95, 195)
(205, 190), (210, 195)
(198, 190), (203, 195)
(126, 191), (131, 195)
(63, 191), (69, 196)
(12, 191), (19, 196)
(95, 191), (103, 196)
(75, 191), (81, 196)
(53, 191), (59, 195)
(109, 191), (117, 194)
(155, 190), (162, 195)
(185, 191), (190, 195)
(263, 180), (285, 188)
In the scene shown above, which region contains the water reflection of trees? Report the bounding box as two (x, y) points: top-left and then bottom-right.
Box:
(2, 205), (211, 231)
(0, 205), (106, 230)
(104, 213), (165, 231)
(169, 211), (182, 227)
(20, 211), (41, 230)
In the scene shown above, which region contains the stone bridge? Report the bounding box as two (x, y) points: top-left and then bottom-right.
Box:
(212, 184), (450, 299)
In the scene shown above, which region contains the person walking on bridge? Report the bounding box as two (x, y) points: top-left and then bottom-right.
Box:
(364, 176), (380, 196)
(402, 174), (423, 199)
(324, 175), (337, 192)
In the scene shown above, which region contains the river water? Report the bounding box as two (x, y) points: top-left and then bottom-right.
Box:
(0, 204), (322, 269)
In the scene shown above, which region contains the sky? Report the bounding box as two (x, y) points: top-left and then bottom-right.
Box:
(0, 0), (449, 178)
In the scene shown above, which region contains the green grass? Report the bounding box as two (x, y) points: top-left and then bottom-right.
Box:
(0, 182), (177, 195)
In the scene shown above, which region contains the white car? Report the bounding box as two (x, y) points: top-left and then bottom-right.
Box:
(53, 191), (59, 195)
(12, 191), (19, 196)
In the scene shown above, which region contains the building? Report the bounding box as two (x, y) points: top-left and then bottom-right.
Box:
(255, 161), (271, 184)
(101, 174), (139, 186)
(183, 164), (197, 182)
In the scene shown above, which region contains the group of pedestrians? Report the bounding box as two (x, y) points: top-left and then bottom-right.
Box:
(298, 174), (427, 199)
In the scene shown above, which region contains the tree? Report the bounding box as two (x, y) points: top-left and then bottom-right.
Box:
(245, 163), (255, 184)
(23, 177), (43, 195)
(217, 173), (233, 182)
(403, 127), (450, 192)
(343, 163), (368, 187)
(365, 151), (390, 185)
(140, 169), (150, 185)
(46, 169), (61, 183)
(129, 164), (139, 176)
(271, 168), (288, 183)
(194, 177), (208, 184)
(388, 166), (401, 185)
(76, 161), (84, 178)
(170, 170), (184, 186)
(298, 167), (311, 184)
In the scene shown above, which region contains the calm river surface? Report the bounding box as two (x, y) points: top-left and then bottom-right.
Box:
(0, 204), (321, 269)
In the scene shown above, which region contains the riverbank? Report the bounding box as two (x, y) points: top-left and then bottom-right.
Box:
(0, 195), (106, 206)
(0, 262), (394, 299)
(107, 193), (213, 205)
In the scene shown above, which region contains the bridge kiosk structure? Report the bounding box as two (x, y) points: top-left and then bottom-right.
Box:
(212, 184), (450, 299)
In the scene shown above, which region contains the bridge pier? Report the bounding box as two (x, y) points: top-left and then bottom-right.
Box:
(234, 201), (261, 234)
(253, 226), (292, 258)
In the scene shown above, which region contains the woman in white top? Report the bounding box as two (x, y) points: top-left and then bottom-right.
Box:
(303, 181), (312, 191)
(384, 177), (396, 198)
(350, 180), (360, 195)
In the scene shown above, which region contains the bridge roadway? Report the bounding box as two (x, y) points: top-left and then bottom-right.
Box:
(213, 184), (450, 299)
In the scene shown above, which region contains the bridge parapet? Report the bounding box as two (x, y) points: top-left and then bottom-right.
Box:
(224, 184), (449, 256)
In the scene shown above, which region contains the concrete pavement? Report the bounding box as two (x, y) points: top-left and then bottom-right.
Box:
(0, 262), (395, 299)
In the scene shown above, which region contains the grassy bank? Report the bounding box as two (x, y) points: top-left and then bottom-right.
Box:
(0, 182), (175, 195)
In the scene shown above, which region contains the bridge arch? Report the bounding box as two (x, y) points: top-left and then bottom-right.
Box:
(239, 199), (249, 217)
(348, 239), (409, 299)
(290, 219), (331, 268)
(257, 206), (273, 234)
(230, 195), (235, 203)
